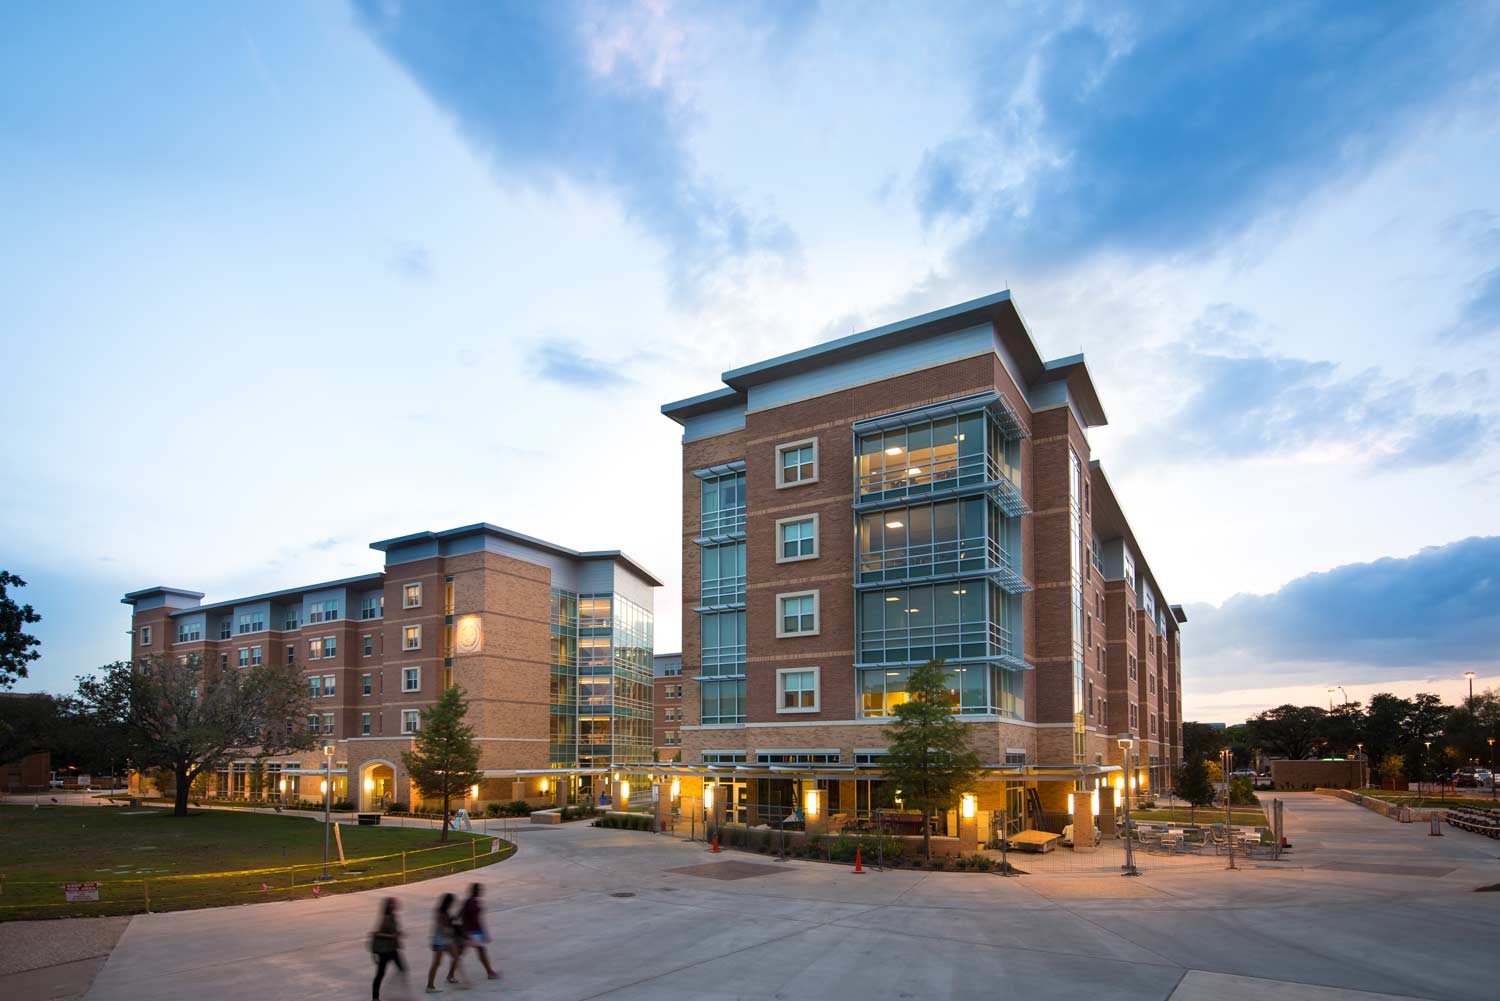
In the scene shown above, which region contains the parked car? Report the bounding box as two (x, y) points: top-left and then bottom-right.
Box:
(1455, 767), (1493, 788)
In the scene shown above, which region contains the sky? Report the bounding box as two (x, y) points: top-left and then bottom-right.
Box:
(2, 1), (1498, 724)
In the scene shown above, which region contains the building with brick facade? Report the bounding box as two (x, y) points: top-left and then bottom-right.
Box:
(658, 290), (1184, 839)
(122, 523), (659, 811)
(653, 652), (684, 759)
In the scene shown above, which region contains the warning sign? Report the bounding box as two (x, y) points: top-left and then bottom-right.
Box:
(64, 882), (100, 902)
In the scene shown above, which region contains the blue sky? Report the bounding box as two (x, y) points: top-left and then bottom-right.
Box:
(2, 2), (1498, 722)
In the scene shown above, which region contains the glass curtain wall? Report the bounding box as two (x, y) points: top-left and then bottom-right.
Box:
(549, 590), (578, 765)
(694, 463), (748, 726)
(1068, 449), (1086, 769)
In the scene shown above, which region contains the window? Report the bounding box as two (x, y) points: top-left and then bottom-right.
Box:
(176, 622), (201, 643)
(402, 583), (422, 609)
(309, 600), (339, 624)
(755, 750), (839, 765)
(219, 653), (228, 670)
(307, 714), (320, 733)
(309, 637), (325, 660)
(250, 645), (262, 666)
(700, 678), (747, 725)
(310, 676), (322, 699)
(360, 596), (381, 620)
(363, 634), (373, 657)
(699, 541), (746, 606)
(1149, 674), (1156, 695)
(219, 620), (232, 640)
(361, 673), (372, 696)
(775, 438), (818, 488)
(323, 674), (336, 697)
(402, 667), (420, 692)
(237, 648), (249, 667)
(139, 626), (152, 646)
(321, 713), (334, 735)
(1128, 654), (1137, 680)
(402, 625), (421, 651)
(700, 610), (745, 675)
(1087, 680), (1094, 717)
(401, 709), (420, 734)
(360, 712), (371, 736)
(284, 610), (299, 631)
(237, 612), (264, 634)
(701, 751), (747, 764)
(776, 514), (819, 562)
(777, 667), (819, 713)
(859, 582), (1018, 664)
(1150, 713), (1158, 736)
(776, 591), (819, 638)
(286, 643), (295, 666)
(324, 635), (337, 659)
(1006, 750), (1027, 766)
(1129, 703), (1139, 729)
(700, 470), (746, 536)
(444, 576), (455, 616)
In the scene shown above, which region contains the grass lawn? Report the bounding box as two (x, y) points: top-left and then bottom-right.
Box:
(0, 805), (512, 921)
(1131, 806), (1268, 826)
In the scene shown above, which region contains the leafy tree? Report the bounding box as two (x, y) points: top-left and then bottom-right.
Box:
(1376, 752), (1405, 790)
(1182, 722), (1224, 764)
(1174, 757), (1215, 822)
(401, 685), (482, 842)
(881, 660), (982, 861)
(1317, 701), (1365, 758)
(1402, 692), (1448, 744)
(1205, 759), (1224, 785)
(74, 655), (314, 816)
(1362, 693), (1412, 765)
(0, 691), (58, 765)
(0, 571), (42, 689)
(1247, 704), (1325, 760)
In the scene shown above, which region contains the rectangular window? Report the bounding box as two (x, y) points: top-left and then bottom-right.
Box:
(856, 411), (993, 499)
(402, 625), (421, 651)
(776, 591), (819, 637)
(401, 709), (420, 734)
(237, 648), (249, 667)
(360, 596), (381, 620)
(363, 634), (373, 657)
(1087, 680), (1094, 717)
(309, 600), (339, 624)
(286, 643), (295, 666)
(321, 713), (334, 735)
(699, 678), (747, 725)
(402, 583), (422, 609)
(700, 470), (746, 536)
(324, 635), (337, 659)
(310, 676), (322, 699)
(361, 673), (372, 696)
(1129, 654), (1137, 680)
(139, 626), (152, 646)
(699, 541), (746, 606)
(360, 712), (371, 736)
(219, 620), (232, 640)
(777, 667), (819, 713)
(1130, 703), (1139, 729)
(250, 645), (262, 666)
(219, 653), (228, 670)
(775, 438), (818, 487)
(858, 582), (1015, 664)
(402, 667), (420, 692)
(444, 576), (455, 616)
(309, 637), (325, 660)
(776, 514), (819, 562)
(323, 674), (335, 697)
(284, 610), (299, 631)
(307, 714), (320, 733)
(175, 622), (201, 643)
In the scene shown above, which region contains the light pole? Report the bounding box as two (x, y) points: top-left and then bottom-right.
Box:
(1423, 740), (1432, 798)
(1356, 743), (1365, 788)
(1119, 738), (1138, 877)
(1489, 739), (1496, 801)
(1221, 747), (1236, 871)
(1464, 671), (1476, 705)
(320, 744), (334, 881)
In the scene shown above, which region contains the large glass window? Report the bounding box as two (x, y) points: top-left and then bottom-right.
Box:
(857, 413), (984, 499)
(701, 678), (747, 725)
(857, 583), (989, 664)
(858, 497), (988, 583)
(700, 541), (746, 606)
(700, 610), (745, 676)
(700, 471), (746, 536)
(859, 662), (1025, 718)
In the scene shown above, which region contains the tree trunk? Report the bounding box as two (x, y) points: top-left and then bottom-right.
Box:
(440, 790), (450, 842)
(922, 810), (932, 861)
(173, 764), (191, 817)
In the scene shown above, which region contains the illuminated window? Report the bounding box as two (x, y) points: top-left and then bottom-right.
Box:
(321, 713), (334, 735)
(309, 637), (325, 660)
(402, 625), (421, 651)
(775, 438), (818, 487)
(402, 583), (422, 609)
(401, 709), (420, 734)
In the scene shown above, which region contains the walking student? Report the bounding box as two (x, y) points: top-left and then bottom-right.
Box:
(370, 898), (406, 1001)
(459, 883), (499, 980)
(425, 892), (465, 993)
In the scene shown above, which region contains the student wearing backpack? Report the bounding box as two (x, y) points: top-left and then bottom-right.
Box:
(369, 898), (406, 1001)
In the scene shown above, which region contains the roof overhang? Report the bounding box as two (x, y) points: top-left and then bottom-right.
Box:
(121, 586), (205, 607)
(1038, 354), (1109, 427)
(370, 523), (664, 588)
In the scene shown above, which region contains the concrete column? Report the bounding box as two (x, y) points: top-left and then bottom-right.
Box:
(1099, 791), (1119, 840)
(511, 779), (525, 804)
(653, 784), (672, 833)
(1070, 789), (1098, 852)
(957, 811), (978, 853)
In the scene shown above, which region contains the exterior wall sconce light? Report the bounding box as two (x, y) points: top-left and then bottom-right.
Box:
(540, 778), (550, 794)
(960, 793), (976, 819)
(804, 788), (820, 818)
(470, 784), (479, 799)
(620, 780), (631, 806)
(670, 777), (680, 801)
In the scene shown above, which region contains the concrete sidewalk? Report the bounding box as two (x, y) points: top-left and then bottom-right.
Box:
(59, 793), (1497, 1001)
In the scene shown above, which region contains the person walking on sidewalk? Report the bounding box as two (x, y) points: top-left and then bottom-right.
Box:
(370, 898), (407, 1001)
(425, 892), (465, 993)
(459, 883), (499, 980)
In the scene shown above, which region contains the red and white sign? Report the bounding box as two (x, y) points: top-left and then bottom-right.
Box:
(64, 882), (100, 902)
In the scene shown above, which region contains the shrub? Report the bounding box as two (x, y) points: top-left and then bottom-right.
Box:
(1229, 777), (1259, 806)
(806, 833), (824, 857)
(760, 831), (773, 853)
(332, 799), (355, 811)
(483, 802), (502, 818)
(385, 802), (409, 814)
(502, 800), (534, 817)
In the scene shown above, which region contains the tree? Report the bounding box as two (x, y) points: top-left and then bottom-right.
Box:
(401, 685), (481, 843)
(1376, 753), (1405, 791)
(1318, 701), (1365, 758)
(0, 571), (42, 689)
(880, 660), (982, 861)
(1182, 722), (1224, 764)
(1174, 757), (1215, 822)
(0, 691), (58, 765)
(74, 655), (314, 816)
(1247, 704), (1325, 760)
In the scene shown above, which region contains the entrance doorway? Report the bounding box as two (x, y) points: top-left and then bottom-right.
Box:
(361, 761), (396, 812)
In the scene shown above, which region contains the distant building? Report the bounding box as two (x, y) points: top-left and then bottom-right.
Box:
(653, 653), (683, 759)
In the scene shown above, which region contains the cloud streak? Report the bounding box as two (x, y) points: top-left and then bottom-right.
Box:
(530, 339), (631, 388)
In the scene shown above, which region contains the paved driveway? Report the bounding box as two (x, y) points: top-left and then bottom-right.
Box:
(69, 793), (1499, 1001)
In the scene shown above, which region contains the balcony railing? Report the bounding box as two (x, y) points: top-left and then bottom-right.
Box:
(856, 449), (1028, 516)
(857, 532), (1030, 593)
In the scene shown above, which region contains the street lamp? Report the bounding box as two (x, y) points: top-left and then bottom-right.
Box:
(1221, 747), (1236, 871)
(1464, 671), (1476, 704)
(320, 744), (334, 881)
(1489, 738), (1496, 802)
(1326, 688), (1335, 711)
(1423, 740), (1432, 797)
(1119, 738), (1138, 877)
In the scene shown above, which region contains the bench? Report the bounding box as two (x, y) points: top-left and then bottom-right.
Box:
(356, 813), (381, 826)
(1008, 829), (1061, 853)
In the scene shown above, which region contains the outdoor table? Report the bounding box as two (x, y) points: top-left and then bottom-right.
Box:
(1008, 830), (1060, 853)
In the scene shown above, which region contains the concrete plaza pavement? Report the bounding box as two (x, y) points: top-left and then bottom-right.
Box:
(46, 793), (1500, 1001)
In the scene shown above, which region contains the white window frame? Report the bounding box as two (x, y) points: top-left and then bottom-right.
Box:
(361, 673), (372, 696)
(402, 625), (422, 651)
(776, 665), (821, 714)
(401, 709), (420, 734)
(323, 635), (337, 659)
(360, 712), (372, 736)
(250, 645), (262, 666)
(322, 674), (336, 697)
(774, 437), (819, 489)
(309, 637), (324, 660)
(774, 589), (820, 639)
(310, 676), (322, 698)
(139, 626), (151, 646)
(402, 582), (423, 609)
(238, 648), (249, 667)
(402, 666), (420, 692)
(321, 712), (334, 735)
(774, 513), (820, 563)
(362, 634), (373, 657)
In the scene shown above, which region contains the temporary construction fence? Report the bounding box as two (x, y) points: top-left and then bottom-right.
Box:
(0, 836), (515, 921)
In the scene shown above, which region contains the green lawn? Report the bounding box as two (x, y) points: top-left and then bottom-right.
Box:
(0, 805), (512, 921)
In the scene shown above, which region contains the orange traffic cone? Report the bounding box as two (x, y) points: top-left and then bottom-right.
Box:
(710, 834), (721, 853)
(852, 846), (865, 873)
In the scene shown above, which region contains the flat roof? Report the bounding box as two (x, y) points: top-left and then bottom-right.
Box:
(662, 291), (1107, 426)
(120, 586), (206, 606)
(155, 573), (386, 616)
(369, 522), (664, 588)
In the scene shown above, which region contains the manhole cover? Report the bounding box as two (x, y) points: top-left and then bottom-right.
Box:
(610, 891), (636, 898)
